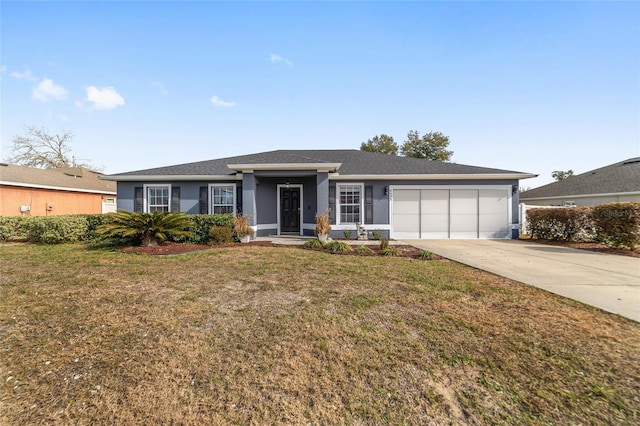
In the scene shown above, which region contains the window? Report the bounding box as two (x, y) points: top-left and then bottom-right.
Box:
(146, 185), (170, 212)
(211, 184), (235, 214)
(338, 184), (363, 224)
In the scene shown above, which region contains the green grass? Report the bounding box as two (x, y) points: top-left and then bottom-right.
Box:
(1, 243), (639, 425)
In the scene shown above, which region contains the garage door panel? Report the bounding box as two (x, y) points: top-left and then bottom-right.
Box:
(479, 189), (509, 238)
(420, 189), (449, 237)
(393, 190), (420, 213)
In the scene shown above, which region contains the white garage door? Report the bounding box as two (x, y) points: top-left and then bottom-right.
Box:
(392, 188), (510, 239)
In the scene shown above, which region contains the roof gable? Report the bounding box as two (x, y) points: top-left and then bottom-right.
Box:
(520, 158), (640, 199)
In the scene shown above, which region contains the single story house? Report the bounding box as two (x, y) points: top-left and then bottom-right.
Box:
(0, 164), (117, 216)
(102, 150), (536, 239)
(520, 158), (640, 206)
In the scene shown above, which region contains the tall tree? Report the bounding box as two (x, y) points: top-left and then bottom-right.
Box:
(552, 170), (574, 181)
(400, 130), (453, 161)
(5, 126), (92, 169)
(360, 134), (398, 155)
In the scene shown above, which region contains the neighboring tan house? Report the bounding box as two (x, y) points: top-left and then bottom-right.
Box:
(102, 149), (536, 239)
(0, 164), (117, 216)
(520, 158), (640, 206)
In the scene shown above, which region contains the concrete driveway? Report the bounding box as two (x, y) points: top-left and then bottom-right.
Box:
(403, 239), (640, 322)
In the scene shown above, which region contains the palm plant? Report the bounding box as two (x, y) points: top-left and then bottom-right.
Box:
(97, 210), (194, 246)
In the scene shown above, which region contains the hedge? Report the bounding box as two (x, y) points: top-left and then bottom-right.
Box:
(591, 203), (640, 249)
(0, 213), (236, 245)
(527, 202), (640, 249)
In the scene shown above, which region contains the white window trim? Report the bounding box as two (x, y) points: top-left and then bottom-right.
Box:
(336, 182), (365, 225)
(276, 184), (304, 236)
(143, 183), (172, 213)
(209, 183), (237, 215)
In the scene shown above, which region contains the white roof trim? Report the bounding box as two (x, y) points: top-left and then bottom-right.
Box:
(1, 180), (117, 195)
(329, 173), (538, 181)
(227, 163), (342, 172)
(99, 175), (241, 182)
(520, 191), (640, 201)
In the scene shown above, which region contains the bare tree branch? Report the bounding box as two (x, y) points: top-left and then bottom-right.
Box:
(5, 126), (94, 169)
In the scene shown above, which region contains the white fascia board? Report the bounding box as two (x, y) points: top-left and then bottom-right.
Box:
(1, 181), (117, 195)
(520, 191), (640, 201)
(99, 175), (240, 181)
(227, 163), (342, 173)
(329, 173), (538, 181)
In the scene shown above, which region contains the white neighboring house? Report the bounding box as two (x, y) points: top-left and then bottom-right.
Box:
(520, 158), (640, 207)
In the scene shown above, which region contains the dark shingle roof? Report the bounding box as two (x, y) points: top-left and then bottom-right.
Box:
(0, 164), (116, 193)
(106, 149), (530, 178)
(520, 158), (640, 200)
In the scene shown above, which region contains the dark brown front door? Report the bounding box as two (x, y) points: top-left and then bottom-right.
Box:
(281, 187), (300, 233)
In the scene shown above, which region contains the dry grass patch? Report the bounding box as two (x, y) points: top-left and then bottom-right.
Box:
(1, 244), (639, 425)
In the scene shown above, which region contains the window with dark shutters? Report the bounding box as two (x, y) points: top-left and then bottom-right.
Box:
(328, 186), (336, 224)
(134, 187), (143, 213)
(171, 187), (180, 212)
(199, 187), (208, 214)
(365, 186), (373, 224)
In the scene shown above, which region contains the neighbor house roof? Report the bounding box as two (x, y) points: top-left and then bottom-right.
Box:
(520, 158), (640, 200)
(0, 164), (117, 194)
(103, 150), (536, 181)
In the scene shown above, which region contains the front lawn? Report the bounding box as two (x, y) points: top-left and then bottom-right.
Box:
(1, 244), (638, 424)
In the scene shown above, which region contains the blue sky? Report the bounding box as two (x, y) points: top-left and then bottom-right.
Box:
(1, 1), (638, 188)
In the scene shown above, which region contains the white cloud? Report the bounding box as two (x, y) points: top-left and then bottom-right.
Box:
(32, 78), (68, 102)
(270, 53), (293, 66)
(85, 86), (125, 110)
(210, 95), (236, 108)
(11, 67), (37, 81)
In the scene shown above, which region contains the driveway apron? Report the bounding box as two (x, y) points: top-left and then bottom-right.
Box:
(403, 239), (640, 322)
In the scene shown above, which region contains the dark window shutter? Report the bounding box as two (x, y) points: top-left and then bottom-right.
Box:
(328, 186), (336, 224)
(171, 187), (180, 212)
(134, 187), (143, 213)
(199, 186), (208, 214)
(364, 186), (373, 224)
(236, 184), (243, 214)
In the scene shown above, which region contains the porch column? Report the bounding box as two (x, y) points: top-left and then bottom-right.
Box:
(242, 172), (257, 226)
(316, 172), (329, 214)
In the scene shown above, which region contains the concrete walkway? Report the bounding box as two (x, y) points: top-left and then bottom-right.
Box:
(403, 239), (640, 322)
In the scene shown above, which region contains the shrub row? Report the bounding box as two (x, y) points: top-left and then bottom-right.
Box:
(0, 215), (107, 244)
(0, 213), (236, 245)
(527, 202), (640, 249)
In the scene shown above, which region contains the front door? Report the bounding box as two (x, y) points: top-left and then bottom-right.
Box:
(280, 187), (300, 233)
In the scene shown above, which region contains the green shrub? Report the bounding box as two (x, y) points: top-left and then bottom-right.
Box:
(342, 230), (352, 239)
(208, 226), (233, 244)
(379, 238), (390, 250)
(370, 230), (383, 240)
(527, 207), (594, 241)
(97, 210), (194, 246)
(382, 247), (401, 257)
(591, 202), (640, 249)
(355, 245), (374, 254)
(416, 249), (436, 260)
(326, 241), (353, 252)
(0, 216), (27, 242)
(25, 215), (90, 244)
(303, 239), (326, 249)
(187, 214), (235, 244)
